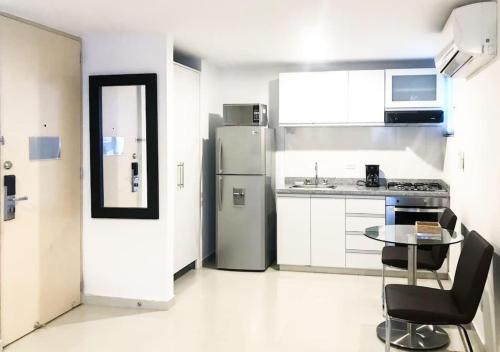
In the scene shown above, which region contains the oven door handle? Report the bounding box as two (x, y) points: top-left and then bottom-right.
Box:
(394, 207), (446, 213)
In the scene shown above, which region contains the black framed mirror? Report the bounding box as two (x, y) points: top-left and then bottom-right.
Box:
(89, 73), (159, 219)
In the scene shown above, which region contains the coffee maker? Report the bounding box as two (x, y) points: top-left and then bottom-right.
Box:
(365, 165), (380, 187)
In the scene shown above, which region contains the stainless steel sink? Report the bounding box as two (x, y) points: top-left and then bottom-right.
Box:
(290, 184), (336, 189)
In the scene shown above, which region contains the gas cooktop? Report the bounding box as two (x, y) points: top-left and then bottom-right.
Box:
(386, 182), (443, 192)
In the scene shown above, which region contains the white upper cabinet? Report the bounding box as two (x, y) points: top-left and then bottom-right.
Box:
(279, 71), (348, 125)
(385, 68), (444, 109)
(348, 70), (385, 124)
(279, 68), (445, 126)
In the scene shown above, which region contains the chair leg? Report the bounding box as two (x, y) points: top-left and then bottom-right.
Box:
(433, 270), (444, 290)
(458, 325), (473, 352)
(385, 304), (391, 352)
(382, 264), (386, 311)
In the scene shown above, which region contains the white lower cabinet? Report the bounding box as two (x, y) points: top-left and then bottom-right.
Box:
(346, 234), (384, 251)
(277, 194), (385, 271)
(346, 253), (382, 269)
(277, 196), (311, 266)
(345, 197), (386, 270)
(345, 216), (385, 232)
(311, 197), (346, 267)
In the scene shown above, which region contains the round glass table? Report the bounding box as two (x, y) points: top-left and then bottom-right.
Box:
(364, 225), (464, 351)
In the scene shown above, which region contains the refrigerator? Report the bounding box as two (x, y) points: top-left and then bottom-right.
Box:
(215, 109), (275, 271)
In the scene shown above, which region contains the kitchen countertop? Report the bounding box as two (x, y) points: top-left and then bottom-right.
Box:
(276, 178), (450, 198)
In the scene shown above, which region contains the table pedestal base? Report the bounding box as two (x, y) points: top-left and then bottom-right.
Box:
(377, 321), (449, 350)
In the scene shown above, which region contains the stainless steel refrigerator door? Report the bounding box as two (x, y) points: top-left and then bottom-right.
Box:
(216, 126), (266, 175)
(216, 175), (265, 270)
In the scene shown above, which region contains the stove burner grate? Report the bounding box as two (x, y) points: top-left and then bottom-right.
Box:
(387, 182), (443, 192)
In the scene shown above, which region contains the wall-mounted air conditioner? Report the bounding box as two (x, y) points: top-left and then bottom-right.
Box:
(435, 2), (497, 79)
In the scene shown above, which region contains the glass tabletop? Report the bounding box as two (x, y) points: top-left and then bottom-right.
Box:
(364, 225), (464, 246)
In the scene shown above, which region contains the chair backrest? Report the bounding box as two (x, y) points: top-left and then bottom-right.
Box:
(432, 208), (458, 264)
(451, 231), (493, 322)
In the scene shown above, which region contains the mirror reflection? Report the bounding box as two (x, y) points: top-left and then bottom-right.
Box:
(101, 85), (148, 208)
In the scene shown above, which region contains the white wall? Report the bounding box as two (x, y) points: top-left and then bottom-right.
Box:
(218, 66), (447, 187)
(82, 33), (175, 303)
(443, 13), (500, 348)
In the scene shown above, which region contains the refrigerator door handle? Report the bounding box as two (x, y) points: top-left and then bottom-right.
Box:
(218, 176), (223, 211)
(217, 138), (223, 174)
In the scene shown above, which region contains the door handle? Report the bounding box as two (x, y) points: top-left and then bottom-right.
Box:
(177, 163), (184, 188)
(217, 139), (223, 174)
(181, 163), (184, 187)
(218, 176), (223, 211)
(14, 196), (28, 202)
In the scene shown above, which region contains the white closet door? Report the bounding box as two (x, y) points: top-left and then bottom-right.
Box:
(174, 64), (201, 273)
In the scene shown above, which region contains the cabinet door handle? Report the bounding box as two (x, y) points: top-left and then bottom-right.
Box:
(394, 207), (445, 213)
(177, 163), (184, 187)
(181, 163), (184, 187)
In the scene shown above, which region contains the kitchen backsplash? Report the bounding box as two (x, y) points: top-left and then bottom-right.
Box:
(276, 126), (446, 186)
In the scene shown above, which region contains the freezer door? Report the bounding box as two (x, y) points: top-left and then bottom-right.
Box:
(216, 175), (265, 270)
(216, 126), (266, 175)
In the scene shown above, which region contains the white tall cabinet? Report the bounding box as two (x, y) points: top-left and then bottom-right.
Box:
(173, 63), (201, 273)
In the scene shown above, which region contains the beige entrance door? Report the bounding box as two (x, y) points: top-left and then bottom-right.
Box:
(0, 15), (82, 345)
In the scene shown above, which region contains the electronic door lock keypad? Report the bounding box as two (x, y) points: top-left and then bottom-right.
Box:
(4, 175), (16, 221)
(4, 175), (28, 221)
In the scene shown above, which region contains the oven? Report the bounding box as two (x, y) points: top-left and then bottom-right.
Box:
(386, 196), (449, 225)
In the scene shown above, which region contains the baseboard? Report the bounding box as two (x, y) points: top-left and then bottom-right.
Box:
(279, 265), (449, 280)
(82, 294), (175, 310)
(174, 261), (196, 281)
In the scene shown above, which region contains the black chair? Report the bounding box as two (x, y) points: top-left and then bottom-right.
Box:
(381, 208), (457, 308)
(384, 231), (494, 352)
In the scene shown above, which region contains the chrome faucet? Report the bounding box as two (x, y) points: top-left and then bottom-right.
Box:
(314, 162), (319, 185)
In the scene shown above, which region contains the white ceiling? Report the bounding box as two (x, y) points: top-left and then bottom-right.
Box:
(2, 0), (475, 65)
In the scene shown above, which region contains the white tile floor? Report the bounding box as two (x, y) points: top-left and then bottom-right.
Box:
(6, 267), (479, 352)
